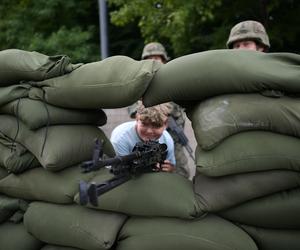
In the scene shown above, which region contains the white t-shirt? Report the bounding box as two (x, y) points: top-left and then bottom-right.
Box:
(110, 121), (176, 165)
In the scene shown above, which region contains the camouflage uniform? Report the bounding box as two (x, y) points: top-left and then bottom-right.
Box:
(226, 20), (270, 51)
(128, 42), (190, 178)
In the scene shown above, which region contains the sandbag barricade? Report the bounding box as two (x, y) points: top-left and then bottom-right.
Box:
(0, 221), (43, 250)
(0, 49), (81, 86)
(74, 168), (203, 219)
(0, 166), (97, 204)
(0, 194), (28, 224)
(24, 202), (127, 250)
(193, 170), (300, 212)
(0, 98), (107, 130)
(188, 93), (300, 150)
(143, 50), (300, 106)
(116, 215), (257, 250)
(240, 225), (300, 250)
(0, 115), (114, 171)
(195, 131), (300, 176)
(28, 56), (161, 109)
(219, 188), (300, 230)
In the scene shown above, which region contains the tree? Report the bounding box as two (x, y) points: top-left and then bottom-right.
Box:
(108, 0), (300, 57)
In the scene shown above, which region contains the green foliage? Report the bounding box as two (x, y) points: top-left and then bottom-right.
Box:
(0, 0), (99, 62)
(0, 0), (299, 61)
(109, 0), (300, 57)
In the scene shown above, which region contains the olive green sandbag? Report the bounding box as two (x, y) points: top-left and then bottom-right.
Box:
(0, 165), (96, 204)
(143, 49), (300, 106)
(0, 142), (40, 174)
(194, 170), (300, 212)
(0, 221), (42, 250)
(0, 130), (40, 174)
(74, 168), (202, 219)
(189, 94), (300, 150)
(219, 188), (300, 229)
(41, 245), (82, 250)
(0, 115), (115, 171)
(0, 194), (28, 223)
(0, 98), (107, 130)
(240, 224), (300, 250)
(196, 131), (300, 177)
(0, 166), (8, 179)
(24, 202), (127, 250)
(28, 56), (161, 109)
(116, 215), (257, 250)
(0, 83), (31, 106)
(0, 49), (81, 86)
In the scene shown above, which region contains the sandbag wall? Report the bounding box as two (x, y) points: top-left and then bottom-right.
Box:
(2, 48), (300, 250)
(0, 49), (124, 250)
(142, 50), (300, 250)
(188, 94), (300, 249)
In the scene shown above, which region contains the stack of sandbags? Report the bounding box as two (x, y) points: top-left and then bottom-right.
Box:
(142, 50), (300, 249)
(188, 94), (300, 249)
(0, 49), (120, 249)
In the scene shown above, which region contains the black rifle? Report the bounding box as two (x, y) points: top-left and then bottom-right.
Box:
(79, 139), (168, 206)
(168, 116), (195, 161)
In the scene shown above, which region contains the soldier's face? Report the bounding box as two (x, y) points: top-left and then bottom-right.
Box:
(233, 40), (264, 52)
(146, 55), (166, 64)
(136, 119), (166, 141)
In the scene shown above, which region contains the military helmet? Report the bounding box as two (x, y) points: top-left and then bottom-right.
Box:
(141, 42), (169, 61)
(226, 20), (270, 50)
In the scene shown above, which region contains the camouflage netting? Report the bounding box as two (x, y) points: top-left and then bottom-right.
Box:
(1, 49), (300, 250)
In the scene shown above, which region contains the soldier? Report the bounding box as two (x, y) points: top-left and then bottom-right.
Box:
(128, 42), (190, 178)
(226, 20), (270, 52)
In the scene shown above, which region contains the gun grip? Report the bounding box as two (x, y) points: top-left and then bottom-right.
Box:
(88, 183), (98, 206)
(79, 181), (88, 205)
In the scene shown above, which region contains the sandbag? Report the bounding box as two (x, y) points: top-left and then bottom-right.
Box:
(41, 245), (82, 250)
(0, 83), (31, 106)
(189, 94), (300, 150)
(0, 98), (107, 130)
(240, 224), (300, 250)
(0, 221), (42, 250)
(0, 166), (8, 179)
(0, 165), (96, 204)
(0, 194), (28, 223)
(0, 142), (40, 174)
(28, 56), (161, 109)
(143, 50), (300, 106)
(219, 188), (300, 229)
(0, 115), (115, 171)
(24, 202), (127, 250)
(0, 49), (81, 86)
(116, 215), (257, 250)
(196, 131), (300, 176)
(193, 170), (300, 212)
(74, 168), (202, 219)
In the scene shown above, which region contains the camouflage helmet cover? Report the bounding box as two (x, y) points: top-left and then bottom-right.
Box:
(227, 20), (270, 50)
(141, 42), (169, 61)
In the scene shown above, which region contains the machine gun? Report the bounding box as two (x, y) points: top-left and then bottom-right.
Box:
(168, 116), (195, 161)
(79, 139), (168, 206)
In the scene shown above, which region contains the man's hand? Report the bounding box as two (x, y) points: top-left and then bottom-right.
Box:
(159, 160), (175, 172)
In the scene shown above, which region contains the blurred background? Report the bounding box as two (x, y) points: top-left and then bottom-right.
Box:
(0, 0), (299, 63)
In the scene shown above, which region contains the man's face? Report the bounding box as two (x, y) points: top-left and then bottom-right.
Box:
(136, 119), (166, 141)
(233, 40), (264, 52)
(146, 55), (166, 63)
